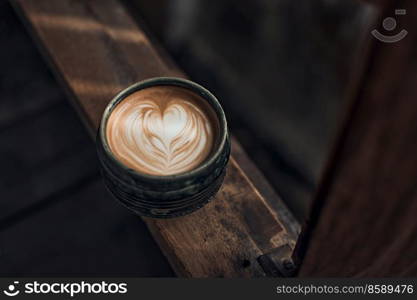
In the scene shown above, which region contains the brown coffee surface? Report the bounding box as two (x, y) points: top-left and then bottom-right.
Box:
(106, 86), (219, 176)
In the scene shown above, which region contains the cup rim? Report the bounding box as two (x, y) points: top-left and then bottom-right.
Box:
(99, 77), (229, 182)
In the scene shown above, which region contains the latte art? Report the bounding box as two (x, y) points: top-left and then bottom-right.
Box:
(106, 86), (218, 175)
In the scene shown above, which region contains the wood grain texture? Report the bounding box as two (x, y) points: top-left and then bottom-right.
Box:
(13, 0), (298, 277)
(297, 0), (417, 276)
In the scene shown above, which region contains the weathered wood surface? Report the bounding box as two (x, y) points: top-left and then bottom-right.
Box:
(14, 0), (299, 277)
(0, 2), (173, 276)
(297, 0), (417, 276)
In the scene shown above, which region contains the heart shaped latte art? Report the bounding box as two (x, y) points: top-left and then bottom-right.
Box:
(106, 87), (216, 176)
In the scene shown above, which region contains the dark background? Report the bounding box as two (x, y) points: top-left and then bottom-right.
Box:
(0, 0), (375, 276)
(126, 0), (376, 219)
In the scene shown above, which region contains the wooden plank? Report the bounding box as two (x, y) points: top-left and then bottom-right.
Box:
(296, 0), (417, 276)
(0, 1), (172, 277)
(231, 137), (300, 239)
(13, 0), (298, 277)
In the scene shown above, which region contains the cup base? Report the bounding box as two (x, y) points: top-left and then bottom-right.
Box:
(100, 167), (227, 218)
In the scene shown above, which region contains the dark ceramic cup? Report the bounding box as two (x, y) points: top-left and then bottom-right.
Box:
(97, 77), (230, 218)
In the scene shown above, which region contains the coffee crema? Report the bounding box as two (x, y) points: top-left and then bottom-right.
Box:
(106, 86), (219, 176)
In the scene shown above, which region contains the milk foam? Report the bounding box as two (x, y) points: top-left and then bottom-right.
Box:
(106, 86), (217, 175)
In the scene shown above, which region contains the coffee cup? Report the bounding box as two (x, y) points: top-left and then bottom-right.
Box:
(97, 77), (230, 218)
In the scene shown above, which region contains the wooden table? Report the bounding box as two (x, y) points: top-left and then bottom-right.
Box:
(13, 0), (417, 277)
(13, 0), (299, 277)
